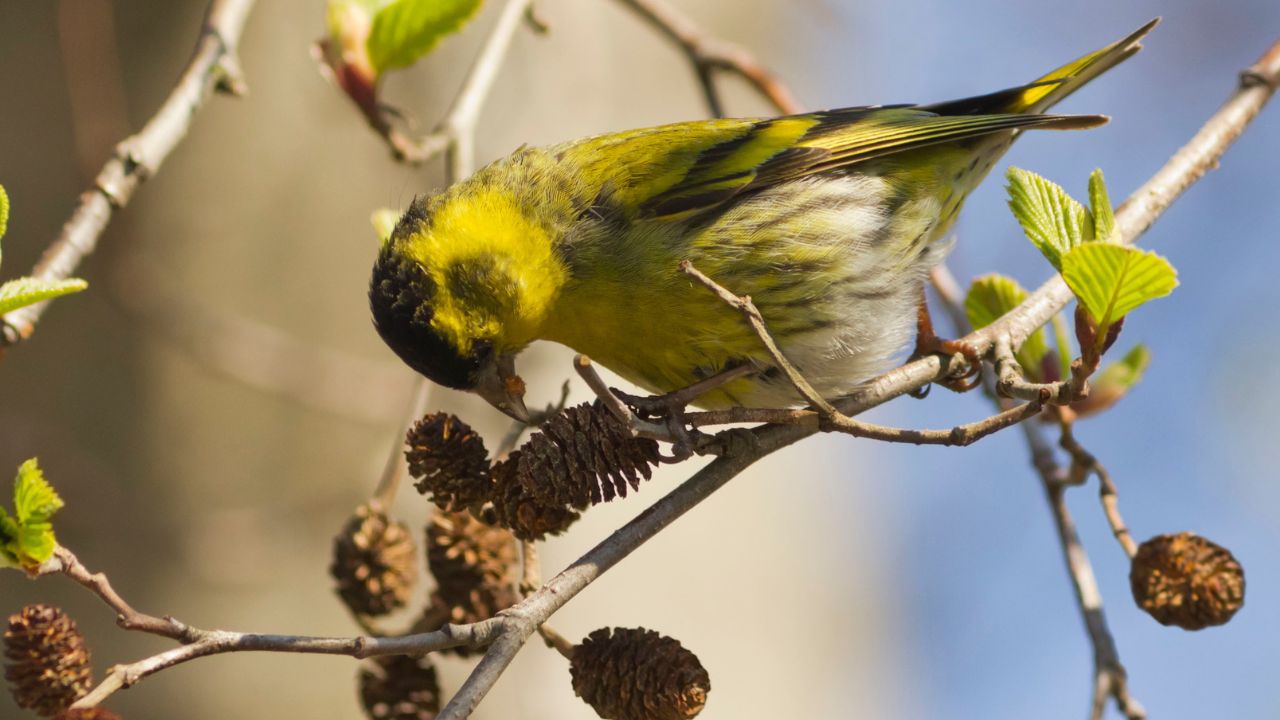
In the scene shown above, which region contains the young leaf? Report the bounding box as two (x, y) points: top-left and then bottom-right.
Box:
(0, 182), (9, 245)
(367, 0), (482, 74)
(14, 458), (64, 524)
(1088, 169), (1116, 243)
(1061, 243), (1178, 342)
(964, 274), (1049, 378)
(371, 207), (401, 244)
(1006, 167), (1094, 271)
(0, 507), (19, 568)
(16, 520), (56, 567)
(1072, 344), (1151, 417)
(0, 277), (88, 316)
(0, 459), (65, 569)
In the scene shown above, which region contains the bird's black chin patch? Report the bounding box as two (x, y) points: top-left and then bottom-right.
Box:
(369, 250), (489, 390)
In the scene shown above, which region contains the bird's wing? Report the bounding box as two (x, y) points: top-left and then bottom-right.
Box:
(559, 108), (1103, 223)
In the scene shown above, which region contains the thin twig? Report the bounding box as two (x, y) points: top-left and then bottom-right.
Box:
(994, 336), (1089, 405)
(373, 380), (432, 507)
(1, 0), (256, 346)
(1058, 420), (1138, 557)
(614, 0), (801, 117)
(42, 546), (504, 708)
(684, 402), (1042, 447)
(680, 260), (838, 417)
(537, 624), (577, 660)
(337, 0), (533, 168)
(1022, 420), (1145, 720)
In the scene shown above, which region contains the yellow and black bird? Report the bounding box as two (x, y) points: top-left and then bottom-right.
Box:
(370, 20), (1156, 420)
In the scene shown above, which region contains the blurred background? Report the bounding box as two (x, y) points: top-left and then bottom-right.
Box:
(1, 0), (1277, 718)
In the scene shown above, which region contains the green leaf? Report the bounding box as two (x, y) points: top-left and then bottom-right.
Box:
(0, 507), (20, 569)
(371, 208), (401, 244)
(0, 183), (9, 247)
(1006, 167), (1094, 271)
(367, 0), (482, 74)
(1072, 344), (1151, 417)
(1094, 344), (1151, 394)
(2, 459), (64, 568)
(1088, 169), (1116, 243)
(14, 458), (63, 524)
(0, 277), (88, 316)
(16, 520), (56, 566)
(1061, 243), (1178, 341)
(964, 274), (1049, 377)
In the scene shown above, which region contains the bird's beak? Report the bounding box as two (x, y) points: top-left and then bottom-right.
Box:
(475, 353), (530, 423)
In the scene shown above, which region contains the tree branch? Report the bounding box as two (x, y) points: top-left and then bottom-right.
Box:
(340, 0), (534, 169)
(613, 0), (801, 117)
(0, 0), (256, 347)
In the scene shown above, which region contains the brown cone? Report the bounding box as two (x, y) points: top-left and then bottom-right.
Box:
(55, 709), (123, 720)
(417, 511), (521, 657)
(406, 413), (492, 513)
(490, 402), (661, 541)
(570, 627), (710, 720)
(1130, 532), (1245, 630)
(331, 504), (419, 617)
(426, 511), (519, 621)
(4, 604), (93, 717)
(358, 654), (440, 720)
(489, 450), (582, 541)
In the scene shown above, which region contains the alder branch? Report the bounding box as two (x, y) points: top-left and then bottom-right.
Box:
(930, 264), (1143, 718)
(0, 0), (256, 347)
(614, 0), (802, 117)
(1021, 419), (1145, 720)
(39, 547), (505, 708)
(334, 0), (534, 170)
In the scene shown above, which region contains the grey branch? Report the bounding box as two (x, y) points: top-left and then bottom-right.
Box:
(614, 0), (801, 117)
(346, 0), (534, 169)
(0, 0), (256, 347)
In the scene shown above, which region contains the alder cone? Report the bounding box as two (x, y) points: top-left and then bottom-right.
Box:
(331, 504), (419, 616)
(1130, 531), (1245, 630)
(406, 412), (492, 512)
(570, 627), (710, 720)
(426, 510), (520, 623)
(3, 604), (93, 717)
(490, 402), (662, 541)
(55, 709), (123, 720)
(358, 654), (440, 720)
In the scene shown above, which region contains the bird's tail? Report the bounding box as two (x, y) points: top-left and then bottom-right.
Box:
(925, 18), (1159, 117)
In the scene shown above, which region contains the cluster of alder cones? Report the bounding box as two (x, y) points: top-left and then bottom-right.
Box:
(5, 404), (1246, 719)
(328, 400), (708, 720)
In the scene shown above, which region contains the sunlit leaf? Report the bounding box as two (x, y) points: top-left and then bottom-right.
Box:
(1061, 243), (1178, 344)
(14, 458), (63, 524)
(367, 0), (483, 74)
(964, 273), (1048, 378)
(0, 183), (9, 249)
(1088, 169), (1116, 243)
(1006, 166), (1094, 271)
(371, 207), (401, 244)
(1073, 344), (1152, 417)
(0, 277), (88, 316)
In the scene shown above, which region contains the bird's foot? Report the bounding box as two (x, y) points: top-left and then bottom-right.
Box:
(912, 291), (982, 392)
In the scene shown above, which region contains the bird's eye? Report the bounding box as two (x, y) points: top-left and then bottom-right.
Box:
(470, 340), (494, 365)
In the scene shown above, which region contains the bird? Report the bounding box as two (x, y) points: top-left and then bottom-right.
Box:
(369, 20), (1157, 421)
